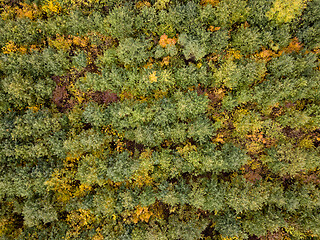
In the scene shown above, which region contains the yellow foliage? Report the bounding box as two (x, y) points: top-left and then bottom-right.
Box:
(200, 0), (219, 6)
(140, 149), (153, 159)
(73, 184), (92, 197)
(177, 142), (197, 157)
(154, 90), (168, 99)
(66, 209), (95, 239)
(136, 1), (151, 9)
(248, 142), (264, 156)
(161, 56), (170, 66)
(207, 53), (220, 62)
(0, 217), (10, 236)
(255, 48), (275, 62)
(45, 169), (73, 202)
(73, 36), (89, 47)
(19, 47), (28, 54)
(132, 173), (154, 187)
(221, 236), (238, 240)
(131, 206), (153, 223)
(119, 91), (134, 101)
(30, 44), (40, 52)
(233, 109), (263, 134)
(132, 151), (154, 187)
(226, 48), (242, 60)
(65, 81), (86, 105)
(27, 105), (42, 113)
(246, 141), (264, 155)
(104, 124), (124, 139)
(48, 34), (73, 51)
(299, 137), (315, 149)
(115, 139), (125, 152)
(197, 62), (203, 69)
(208, 26), (221, 32)
(92, 230), (104, 240)
(67, 209), (95, 226)
(0, 3), (40, 20)
(45, 153), (84, 202)
(149, 71), (158, 83)
(213, 133), (225, 143)
(159, 34), (177, 48)
(2, 41), (27, 54)
(66, 0), (99, 7)
(1, 6), (16, 20)
(17, 3), (40, 19)
(65, 152), (81, 164)
(143, 62), (154, 69)
(279, 37), (303, 55)
(266, 0), (307, 24)
(154, 0), (170, 10)
(42, 0), (61, 14)
(149, 201), (165, 219)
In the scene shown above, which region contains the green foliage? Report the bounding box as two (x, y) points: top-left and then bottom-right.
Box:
(166, 214), (209, 240)
(100, 151), (137, 182)
(72, 50), (87, 70)
(266, 0), (306, 24)
(117, 37), (152, 66)
(1, 73), (54, 109)
(0, 48), (70, 111)
(64, 128), (111, 156)
(213, 0), (250, 28)
(82, 102), (106, 128)
(226, 176), (270, 213)
(174, 64), (212, 89)
(214, 210), (247, 239)
(262, 143), (320, 176)
(1, 0), (320, 239)
(106, 6), (136, 40)
(298, 0), (320, 49)
(242, 207), (286, 237)
(22, 199), (58, 227)
(247, 0), (273, 26)
(253, 53), (320, 112)
(214, 58), (266, 90)
(0, 18), (40, 47)
(232, 110), (264, 135)
(0, 109), (67, 166)
(231, 26), (262, 54)
(179, 33), (207, 61)
(103, 91), (212, 147)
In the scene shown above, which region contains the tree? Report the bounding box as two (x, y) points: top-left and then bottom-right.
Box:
(1, 0), (320, 238)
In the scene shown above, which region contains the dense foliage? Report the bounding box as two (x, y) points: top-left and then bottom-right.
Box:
(0, 0), (320, 239)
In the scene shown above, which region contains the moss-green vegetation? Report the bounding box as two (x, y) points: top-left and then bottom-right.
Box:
(1, 0), (320, 239)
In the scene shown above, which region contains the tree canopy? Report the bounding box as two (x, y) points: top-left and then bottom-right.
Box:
(0, 0), (320, 239)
